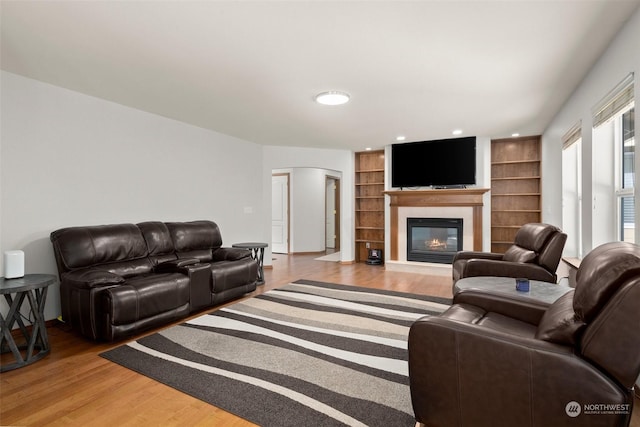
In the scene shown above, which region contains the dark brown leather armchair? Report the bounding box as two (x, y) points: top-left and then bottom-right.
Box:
(409, 241), (640, 427)
(452, 223), (567, 284)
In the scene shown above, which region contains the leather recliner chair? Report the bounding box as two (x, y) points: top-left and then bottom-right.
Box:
(452, 223), (567, 285)
(409, 241), (640, 427)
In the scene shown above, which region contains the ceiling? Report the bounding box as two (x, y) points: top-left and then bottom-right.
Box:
(2, 1), (639, 152)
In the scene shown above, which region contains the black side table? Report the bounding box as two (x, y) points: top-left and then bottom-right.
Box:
(1, 274), (57, 372)
(232, 242), (268, 285)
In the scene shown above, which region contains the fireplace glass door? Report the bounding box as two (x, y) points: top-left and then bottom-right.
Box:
(407, 218), (463, 264)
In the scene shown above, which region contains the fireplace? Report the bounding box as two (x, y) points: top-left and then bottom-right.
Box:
(407, 218), (463, 264)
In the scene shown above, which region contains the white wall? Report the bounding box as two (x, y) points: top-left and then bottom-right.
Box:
(1, 71), (265, 322)
(263, 146), (354, 263)
(542, 7), (640, 254)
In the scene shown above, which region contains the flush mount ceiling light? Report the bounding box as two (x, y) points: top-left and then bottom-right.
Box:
(452, 129), (463, 136)
(315, 91), (350, 106)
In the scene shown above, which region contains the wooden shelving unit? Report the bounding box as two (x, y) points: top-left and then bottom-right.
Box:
(355, 150), (385, 263)
(491, 136), (541, 253)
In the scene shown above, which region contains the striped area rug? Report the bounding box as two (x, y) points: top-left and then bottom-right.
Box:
(100, 280), (451, 426)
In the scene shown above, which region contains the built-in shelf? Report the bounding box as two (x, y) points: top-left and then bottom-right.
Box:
(355, 168), (384, 173)
(491, 176), (541, 181)
(492, 210), (541, 213)
(491, 160), (540, 165)
(491, 136), (542, 252)
(492, 193), (541, 196)
(355, 150), (385, 263)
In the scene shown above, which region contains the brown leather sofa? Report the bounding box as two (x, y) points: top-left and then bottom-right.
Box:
(409, 241), (640, 427)
(452, 223), (567, 285)
(50, 220), (258, 341)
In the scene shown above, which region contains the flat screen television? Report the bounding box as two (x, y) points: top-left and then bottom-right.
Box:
(391, 136), (476, 188)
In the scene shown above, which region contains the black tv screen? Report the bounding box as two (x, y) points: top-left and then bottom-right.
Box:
(391, 137), (476, 188)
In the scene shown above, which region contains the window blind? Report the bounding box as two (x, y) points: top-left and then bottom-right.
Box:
(562, 120), (582, 149)
(592, 73), (634, 128)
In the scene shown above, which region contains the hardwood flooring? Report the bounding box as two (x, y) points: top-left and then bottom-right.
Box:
(1, 253), (638, 426)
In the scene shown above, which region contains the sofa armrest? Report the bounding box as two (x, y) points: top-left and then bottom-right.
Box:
(453, 289), (550, 325)
(63, 269), (125, 289)
(155, 258), (199, 273)
(453, 251), (503, 262)
(60, 269), (125, 339)
(463, 259), (555, 282)
(212, 247), (252, 262)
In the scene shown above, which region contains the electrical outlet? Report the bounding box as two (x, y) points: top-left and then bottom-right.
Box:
(366, 242), (370, 248)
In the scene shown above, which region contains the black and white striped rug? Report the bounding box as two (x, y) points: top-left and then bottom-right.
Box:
(100, 280), (451, 426)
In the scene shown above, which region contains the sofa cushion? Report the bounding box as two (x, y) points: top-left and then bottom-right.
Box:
(102, 273), (190, 325)
(513, 223), (559, 252)
(211, 258), (257, 293)
(503, 246), (537, 263)
(51, 223), (148, 270)
(138, 221), (177, 266)
(166, 220), (222, 254)
(535, 291), (584, 345)
(138, 221), (175, 255)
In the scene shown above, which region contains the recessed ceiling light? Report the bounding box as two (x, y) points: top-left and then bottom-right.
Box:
(315, 91), (350, 106)
(396, 136), (406, 141)
(452, 129), (463, 136)
(512, 133), (520, 137)
(365, 147), (372, 151)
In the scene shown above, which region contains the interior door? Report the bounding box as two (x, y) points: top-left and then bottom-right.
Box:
(325, 176), (340, 250)
(272, 173), (289, 254)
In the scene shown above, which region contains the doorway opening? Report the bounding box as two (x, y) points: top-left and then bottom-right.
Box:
(271, 173), (290, 254)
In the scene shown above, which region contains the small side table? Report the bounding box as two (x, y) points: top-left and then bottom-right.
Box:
(232, 242), (268, 285)
(1, 274), (57, 372)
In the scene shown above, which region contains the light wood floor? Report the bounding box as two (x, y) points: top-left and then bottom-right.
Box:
(1, 253), (638, 426)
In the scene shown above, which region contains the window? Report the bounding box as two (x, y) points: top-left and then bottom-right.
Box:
(562, 122), (582, 257)
(591, 73), (634, 245)
(618, 106), (635, 243)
